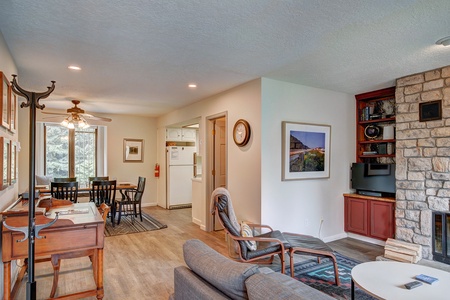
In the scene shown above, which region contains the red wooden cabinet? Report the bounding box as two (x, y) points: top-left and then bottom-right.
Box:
(344, 194), (395, 241)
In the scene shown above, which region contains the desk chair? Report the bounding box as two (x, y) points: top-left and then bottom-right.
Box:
(49, 203), (110, 298)
(50, 181), (78, 203)
(115, 176), (146, 224)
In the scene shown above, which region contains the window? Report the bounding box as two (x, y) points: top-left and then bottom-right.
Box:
(45, 124), (97, 187)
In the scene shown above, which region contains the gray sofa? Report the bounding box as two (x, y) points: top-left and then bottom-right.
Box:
(170, 239), (334, 300)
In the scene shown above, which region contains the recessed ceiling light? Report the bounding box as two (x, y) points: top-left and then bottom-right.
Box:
(68, 65), (81, 70)
(436, 36), (450, 46)
(188, 84), (197, 88)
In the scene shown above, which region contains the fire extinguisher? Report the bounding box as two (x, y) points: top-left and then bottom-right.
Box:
(154, 163), (160, 178)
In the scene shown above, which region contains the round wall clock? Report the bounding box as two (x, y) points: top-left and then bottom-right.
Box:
(233, 119), (251, 146)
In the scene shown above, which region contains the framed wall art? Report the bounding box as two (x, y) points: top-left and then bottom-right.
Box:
(1, 72), (10, 129)
(10, 142), (17, 184)
(419, 100), (442, 122)
(282, 121), (331, 180)
(9, 92), (16, 133)
(123, 138), (144, 162)
(1, 137), (10, 189)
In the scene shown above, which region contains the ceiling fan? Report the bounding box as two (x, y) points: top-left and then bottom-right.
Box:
(42, 100), (112, 128)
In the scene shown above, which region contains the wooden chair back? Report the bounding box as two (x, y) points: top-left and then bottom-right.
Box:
(90, 180), (116, 206)
(53, 177), (77, 183)
(88, 176), (109, 184)
(50, 181), (79, 203)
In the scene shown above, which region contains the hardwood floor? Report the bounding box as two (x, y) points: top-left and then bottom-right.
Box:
(14, 206), (383, 299)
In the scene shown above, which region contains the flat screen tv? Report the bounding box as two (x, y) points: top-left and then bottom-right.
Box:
(351, 163), (396, 197)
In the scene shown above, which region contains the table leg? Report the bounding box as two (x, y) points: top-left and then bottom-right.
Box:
(351, 278), (355, 300)
(96, 248), (104, 299)
(4, 261), (11, 300)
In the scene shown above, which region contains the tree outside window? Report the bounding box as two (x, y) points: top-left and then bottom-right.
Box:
(45, 124), (97, 187)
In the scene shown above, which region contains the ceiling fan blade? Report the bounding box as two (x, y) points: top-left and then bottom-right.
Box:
(41, 111), (67, 116)
(82, 113), (112, 122)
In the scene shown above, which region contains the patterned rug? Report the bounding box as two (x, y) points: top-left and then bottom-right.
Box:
(104, 212), (167, 236)
(283, 253), (376, 300)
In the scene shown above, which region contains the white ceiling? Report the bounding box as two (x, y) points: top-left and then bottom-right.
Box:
(0, 0), (449, 117)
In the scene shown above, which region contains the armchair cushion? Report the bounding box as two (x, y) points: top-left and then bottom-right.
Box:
(183, 239), (259, 300)
(241, 222), (257, 251)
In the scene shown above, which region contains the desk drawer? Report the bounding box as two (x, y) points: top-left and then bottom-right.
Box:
(8, 224), (102, 259)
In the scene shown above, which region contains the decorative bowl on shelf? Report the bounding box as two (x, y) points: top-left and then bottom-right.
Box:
(364, 125), (380, 139)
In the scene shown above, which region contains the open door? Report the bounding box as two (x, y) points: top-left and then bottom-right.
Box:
(207, 115), (227, 231)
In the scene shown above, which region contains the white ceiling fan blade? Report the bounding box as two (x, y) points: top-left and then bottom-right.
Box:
(41, 111), (67, 116)
(82, 113), (112, 122)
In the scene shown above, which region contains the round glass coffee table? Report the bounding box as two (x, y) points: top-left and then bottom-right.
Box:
(351, 261), (450, 299)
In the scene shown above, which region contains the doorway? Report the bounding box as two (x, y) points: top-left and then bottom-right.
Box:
(206, 114), (227, 231)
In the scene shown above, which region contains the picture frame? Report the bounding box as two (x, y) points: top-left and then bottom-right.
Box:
(9, 92), (16, 133)
(419, 100), (442, 122)
(1, 72), (11, 129)
(282, 121), (331, 180)
(123, 138), (144, 162)
(10, 141), (17, 184)
(1, 137), (10, 189)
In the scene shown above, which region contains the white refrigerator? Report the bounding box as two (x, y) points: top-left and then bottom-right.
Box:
(166, 146), (195, 209)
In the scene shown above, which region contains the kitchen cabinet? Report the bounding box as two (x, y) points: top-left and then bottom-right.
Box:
(344, 193), (395, 241)
(166, 128), (196, 142)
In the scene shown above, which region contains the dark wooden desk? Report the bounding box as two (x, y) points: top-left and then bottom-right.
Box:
(2, 202), (104, 300)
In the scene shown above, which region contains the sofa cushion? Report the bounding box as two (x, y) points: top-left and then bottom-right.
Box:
(183, 239), (259, 300)
(173, 266), (229, 300)
(246, 272), (334, 300)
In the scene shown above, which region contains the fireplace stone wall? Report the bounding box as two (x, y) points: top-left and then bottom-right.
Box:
(395, 65), (450, 259)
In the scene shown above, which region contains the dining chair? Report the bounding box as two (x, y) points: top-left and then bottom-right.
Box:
(90, 180), (117, 206)
(49, 203), (110, 298)
(88, 176), (109, 201)
(53, 177), (77, 182)
(50, 181), (79, 203)
(115, 177), (146, 224)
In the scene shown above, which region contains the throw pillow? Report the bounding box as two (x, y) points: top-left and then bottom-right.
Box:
(35, 175), (53, 185)
(241, 222), (257, 251)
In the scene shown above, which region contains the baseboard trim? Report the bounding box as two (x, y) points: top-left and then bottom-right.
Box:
(322, 233), (347, 243)
(346, 233), (386, 246)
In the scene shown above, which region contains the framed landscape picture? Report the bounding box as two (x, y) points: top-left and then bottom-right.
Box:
(123, 138), (144, 162)
(282, 121), (331, 180)
(1, 72), (10, 129)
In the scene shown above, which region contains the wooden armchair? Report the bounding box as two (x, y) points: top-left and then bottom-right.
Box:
(115, 176), (146, 224)
(211, 187), (340, 285)
(211, 188), (290, 273)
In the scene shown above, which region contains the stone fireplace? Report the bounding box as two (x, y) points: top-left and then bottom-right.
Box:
(395, 65), (450, 261)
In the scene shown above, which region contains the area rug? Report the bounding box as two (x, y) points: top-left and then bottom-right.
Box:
(276, 253), (376, 300)
(104, 212), (167, 237)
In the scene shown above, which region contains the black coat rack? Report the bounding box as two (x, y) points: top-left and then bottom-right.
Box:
(6, 75), (56, 299)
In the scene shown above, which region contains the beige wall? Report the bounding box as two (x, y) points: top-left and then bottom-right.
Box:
(157, 79), (262, 229)
(0, 31), (19, 211)
(0, 30), (19, 297)
(261, 78), (355, 241)
(18, 111), (159, 206)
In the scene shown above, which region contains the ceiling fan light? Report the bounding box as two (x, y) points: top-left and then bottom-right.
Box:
(61, 118), (69, 127)
(68, 121), (75, 129)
